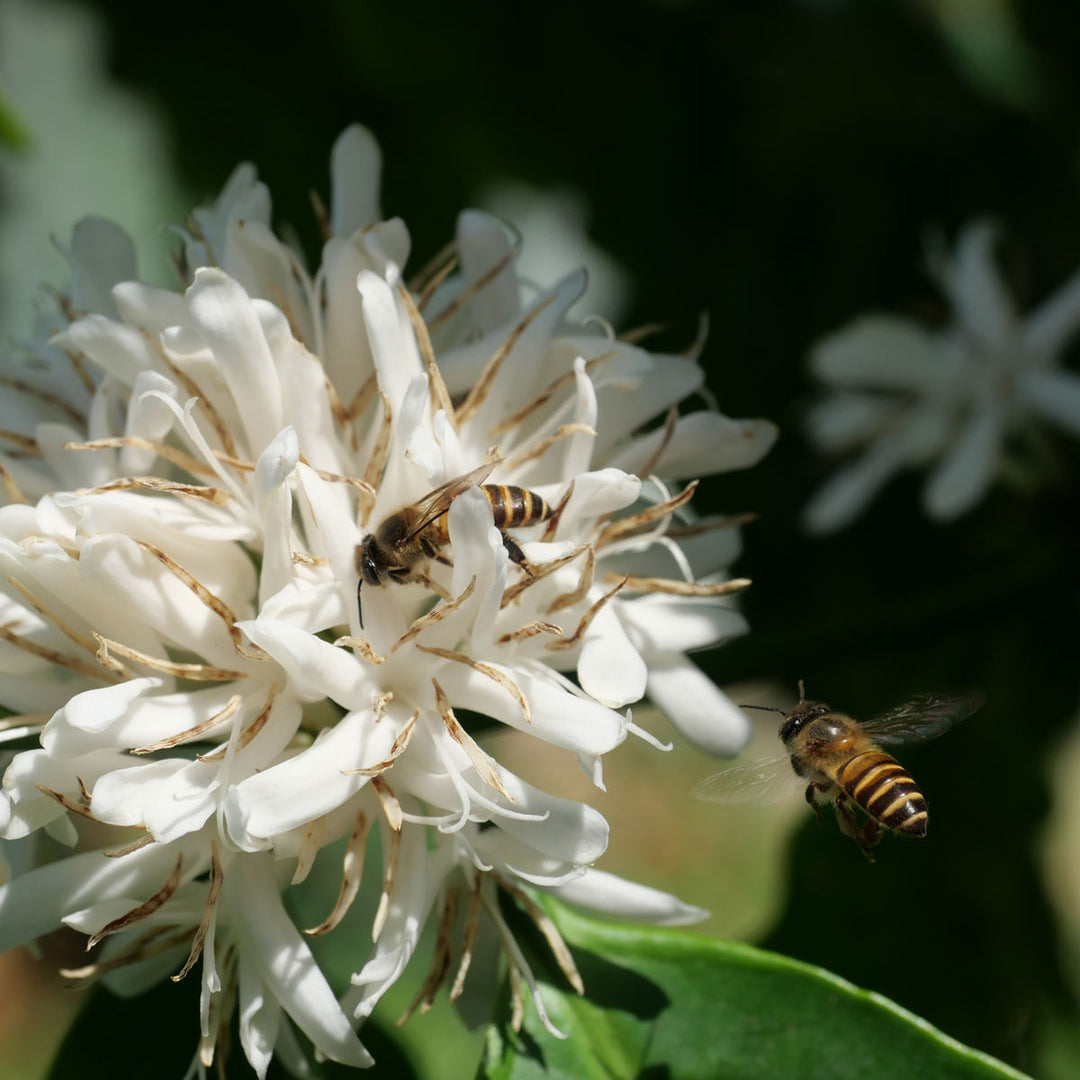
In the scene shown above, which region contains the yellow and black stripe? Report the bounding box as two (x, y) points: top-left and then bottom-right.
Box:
(837, 750), (928, 836)
(482, 485), (551, 529)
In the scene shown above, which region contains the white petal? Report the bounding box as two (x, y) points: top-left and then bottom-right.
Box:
(810, 316), (949, 392)
(228, 853), (373, 1067)
(64, 217), (136, 317)
(1023, 264), (1080, 356)
(804, 392), (893, 453)
(237, 616), (368, 707)
(923, 396), (1002, 519)
(550, 868), (708, 925)
(943, 222), (1016, 343)
(435, 663), (626, 755)
(343, 822), (444, 1021)
(57, 313), (162, 388)
(801, 435), (912, 534)
(577, 604), (647, 708)
(356, 270), (423, 421)
(183, 269), (285, 454)
(455, 209), (521, 331)
(330, 125), (383, 238)
(480, 776), (609, 865)
(0, 841), (198, 952)
(1019, 368), (1080, 436)
(646, 657), (750, 755)
(224, 710), (394, 848)
(620, 595), (748, 654)
(613, 413), (778, 479)
(238, 951), (281, 1080)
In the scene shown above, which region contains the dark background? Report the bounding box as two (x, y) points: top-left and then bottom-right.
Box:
(18, 0), (1080, 1073)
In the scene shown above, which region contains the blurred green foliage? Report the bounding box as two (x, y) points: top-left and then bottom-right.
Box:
(5, 0), (1080, 1075)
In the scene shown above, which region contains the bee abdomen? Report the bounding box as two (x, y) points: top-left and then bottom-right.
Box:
(482, 485), (551, 529)
(837, 751), (928, 836)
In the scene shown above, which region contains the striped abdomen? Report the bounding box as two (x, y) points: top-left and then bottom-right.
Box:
(482, 485), (551, 529)
(428, 485), (551, 545)
(836, 750), (928, 836)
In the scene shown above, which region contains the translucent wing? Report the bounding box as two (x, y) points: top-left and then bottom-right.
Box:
(691, 752), (803, 805)
(861, 693), (981, 747)
(398, 462), (497, 546)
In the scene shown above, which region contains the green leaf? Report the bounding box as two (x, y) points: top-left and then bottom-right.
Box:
(479, 899), (1031, 1080)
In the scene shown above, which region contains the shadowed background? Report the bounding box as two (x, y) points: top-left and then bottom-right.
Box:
(3, 0), (1080, 1076)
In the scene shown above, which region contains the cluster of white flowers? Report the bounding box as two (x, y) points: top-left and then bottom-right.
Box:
(803, 222), (1080, 533)
(0, 126), (776, 1075)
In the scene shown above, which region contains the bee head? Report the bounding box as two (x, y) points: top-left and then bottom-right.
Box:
(355, 534), (388, 630)
(779, 702), (831, 745)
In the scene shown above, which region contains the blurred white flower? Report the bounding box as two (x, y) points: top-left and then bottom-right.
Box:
(0, 125), (773, 1074)
(803, 221), (1080, 532)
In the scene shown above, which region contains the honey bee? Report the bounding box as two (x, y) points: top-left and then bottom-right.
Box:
(355, 463), (552, 627)
(693, 690), (979, 860)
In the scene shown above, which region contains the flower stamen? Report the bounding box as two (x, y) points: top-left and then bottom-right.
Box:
(426, 244), (518, 335)
(449, 873), (484, 1001)
(608, 574), (752, 597)
(397, 886), (460, 1024)
(397, 283), (457, 430)
(0, 460), (27, 504)
(304, 810), (369, 939)
(0, 623), (122, 683)
(596, 480), (698, 548)
(496, 620), (563, 644)
(433, 679), (513, 801)
(488, 353), (614, 440)
(80, 477), (231, 504)
(135, 542), (267, 661)
(292, 817), (327, 885)
(502, 422), (597, 472)
(372, 817), (403, 941)
(417, 645), (531, 724)
(172, 842), (224, 982)
(456, 293), (559, 425)
(63, 437), (217, 478)
(85, 853), (185, 949)
(546, 545), (596, 613)
(91, 632), (248, 682)
(393, 576), (477, 650)
(500, 881), (584, 995)
(545, 575), (628, 651)
(341, 709), (417, 775)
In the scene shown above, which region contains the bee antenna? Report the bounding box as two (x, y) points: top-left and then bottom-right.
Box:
(739, 703), (785, 714)
(356, 578), (365, 630)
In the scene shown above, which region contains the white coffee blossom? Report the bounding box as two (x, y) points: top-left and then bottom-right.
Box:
(0, 126), (775, 1076)
(803, 221), (1080, 532)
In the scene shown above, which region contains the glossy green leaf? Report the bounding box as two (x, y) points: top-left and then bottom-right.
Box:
(479, 899), (1031, 1080)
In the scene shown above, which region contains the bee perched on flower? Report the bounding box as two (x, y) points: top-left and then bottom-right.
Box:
(0, 126), (775, 1075)
(803, 221), (1080, 533)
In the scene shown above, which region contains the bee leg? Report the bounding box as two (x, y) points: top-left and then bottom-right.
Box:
(833, 794), (862, 842)
(856, 820), (882, 862)
(501, 533), (534, 576)
(804, 783), (827, 826)
(433, 553), (453, 567)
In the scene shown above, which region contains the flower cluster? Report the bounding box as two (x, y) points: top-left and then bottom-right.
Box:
(0, 126), (775, 1075)
(803, 222), (1080, 532)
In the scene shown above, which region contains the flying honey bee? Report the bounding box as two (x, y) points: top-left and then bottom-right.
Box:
(693, 689), (979, 860)
(355, 463), (552, 628)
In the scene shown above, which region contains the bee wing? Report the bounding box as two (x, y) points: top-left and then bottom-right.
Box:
(398, 462), (497, 546)
(691, 752), (802, 805)
(861, 693), (981, 746)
